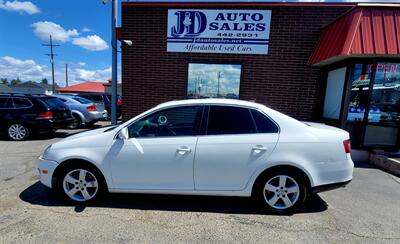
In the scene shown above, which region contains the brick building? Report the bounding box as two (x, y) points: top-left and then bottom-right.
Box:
(121, 1), (400, 149)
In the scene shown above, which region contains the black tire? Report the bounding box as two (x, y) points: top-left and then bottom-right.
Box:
(68, 114), (82, 129)
(7, 123), (30, 141)
(55, 163), (106, 204)
(253, 169), (307, 214)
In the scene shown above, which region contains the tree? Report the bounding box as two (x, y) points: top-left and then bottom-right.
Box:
(0, 78), (8, 85)
(10, 77), (21, 86)
(41, 78), (49, 84)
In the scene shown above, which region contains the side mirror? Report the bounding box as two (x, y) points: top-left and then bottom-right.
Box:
(118, 127), (129, 140)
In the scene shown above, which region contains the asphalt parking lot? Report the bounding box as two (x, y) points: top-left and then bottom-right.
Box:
(0, 123), (399, 243)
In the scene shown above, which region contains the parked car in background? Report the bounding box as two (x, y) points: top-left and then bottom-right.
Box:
(37, 99), (353, 213)
(77, 93), (122, 120)
(53, 94), (107, 129)
(0, 93), (74, 141)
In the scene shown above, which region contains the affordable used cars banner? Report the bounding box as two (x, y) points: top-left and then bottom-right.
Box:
(167, 9), (271, 55)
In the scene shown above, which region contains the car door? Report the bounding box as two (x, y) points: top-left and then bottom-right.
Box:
(0, 97), (14, 131)
(110, 105), (204, 190)
(194, 105), (279, 191)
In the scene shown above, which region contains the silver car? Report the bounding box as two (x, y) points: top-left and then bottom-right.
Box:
(54, 94), (108, 129)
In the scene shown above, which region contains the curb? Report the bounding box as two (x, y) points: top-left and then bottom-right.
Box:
(369, 153), (400, 177)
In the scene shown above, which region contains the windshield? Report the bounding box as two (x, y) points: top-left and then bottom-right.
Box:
(73, 97), (92, 104)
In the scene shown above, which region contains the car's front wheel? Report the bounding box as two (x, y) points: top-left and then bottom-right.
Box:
(57, 165), (104, 203)
(7, 123), (29, 141)
(255, 170), (307, 214)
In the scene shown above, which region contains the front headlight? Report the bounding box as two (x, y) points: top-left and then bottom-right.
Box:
(40, 145), (52, 160)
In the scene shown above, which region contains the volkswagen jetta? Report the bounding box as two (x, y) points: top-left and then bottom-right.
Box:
(37, 99), (353, 213)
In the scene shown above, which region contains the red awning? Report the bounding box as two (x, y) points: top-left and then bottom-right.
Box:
(56, 82), (106, 93)
(309, 5), (400, 66)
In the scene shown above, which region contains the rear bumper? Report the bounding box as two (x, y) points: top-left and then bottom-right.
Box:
(29, 118), (74, 132)
(83, 111), (107, 124)
(311, 180), (351, 193)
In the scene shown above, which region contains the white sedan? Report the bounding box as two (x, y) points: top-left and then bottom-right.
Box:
(37, 99), (353, 213)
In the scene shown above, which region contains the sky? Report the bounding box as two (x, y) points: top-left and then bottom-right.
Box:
(0, 0), (393, 87)
(0, 0), (116, 86)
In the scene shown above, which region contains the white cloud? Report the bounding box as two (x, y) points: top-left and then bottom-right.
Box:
(78, 62), (86, 67)
(72, 35), (109, 51)
(82, 27), (91, 32)
(31, 22), (108, 52)
(31, 21), (79, 42)
(0, 56), (46, 81)
(0, 1), (39, 14)
(75, 67), (111, 81)
(0, 56), (113, 86)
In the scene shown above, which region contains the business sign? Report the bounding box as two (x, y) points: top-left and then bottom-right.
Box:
(167, 9), (271, 55)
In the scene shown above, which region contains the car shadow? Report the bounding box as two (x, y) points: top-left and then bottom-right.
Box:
(20, 181), (328, 216)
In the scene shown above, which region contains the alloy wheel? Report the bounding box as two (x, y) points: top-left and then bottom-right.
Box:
(263, 175), (300, 210)
(8, 124), (28, 140)
(63, 169), (99, 202)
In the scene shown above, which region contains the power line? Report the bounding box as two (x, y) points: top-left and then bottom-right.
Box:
(42, 35), (59, 93)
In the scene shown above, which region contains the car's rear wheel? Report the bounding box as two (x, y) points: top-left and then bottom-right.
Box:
(7, 123), (29, 141)
(68, 114), (82, 129)
(57, 165), (105, 203)
(255, 170), (307, 214)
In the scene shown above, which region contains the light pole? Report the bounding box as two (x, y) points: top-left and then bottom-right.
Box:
(103, 0), (118, 125)
(111, 0), (118, 125)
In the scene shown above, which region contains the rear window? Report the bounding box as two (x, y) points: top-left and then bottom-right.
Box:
(207, 106), (257, 135)
(39, 97), (68, 109)
(0, 97), (13, 108)
(73, 97), (92, 104)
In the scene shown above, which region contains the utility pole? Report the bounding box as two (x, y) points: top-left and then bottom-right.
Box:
(42, 35), (59, 93)
(65, 64), (69, 87)
(111, 0), (118, 125)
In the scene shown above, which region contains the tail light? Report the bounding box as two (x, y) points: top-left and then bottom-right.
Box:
(87, 105), (97, 112)
(36, 111), (53, 119)
(343, 139), (351, 154)
(117, 100), (122, 106)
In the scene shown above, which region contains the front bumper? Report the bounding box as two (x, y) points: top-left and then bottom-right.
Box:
(37, 158), (58, 188)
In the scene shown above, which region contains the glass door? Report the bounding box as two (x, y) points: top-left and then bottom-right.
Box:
(344, 63), (373, 147)
(363, 63), (400, 148)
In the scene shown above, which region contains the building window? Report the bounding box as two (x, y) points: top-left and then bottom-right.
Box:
(347, 64), (373, 122)
(187, 63), (241, 99)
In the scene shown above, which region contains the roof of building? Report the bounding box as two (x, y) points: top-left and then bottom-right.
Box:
(13, 82), (57, 90)
(122, 1), (357, 7)
(309, 5), (400, 66)
(56, 82), (107, 93)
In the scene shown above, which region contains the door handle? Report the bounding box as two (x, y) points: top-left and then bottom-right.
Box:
(177, 146), (192, 155)
(252, 145), (268, 152)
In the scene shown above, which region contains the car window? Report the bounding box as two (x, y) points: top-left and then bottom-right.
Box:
(128, 106), (203, 138)
(250, 109), (279, 133)
(73, 97), (92, 104)
(0, 97), (13, 109)
(88, 95), (103, 102)
(13, 98), (32, 108)
(40, 97), (68, 109)
(207, 106), (256, 135)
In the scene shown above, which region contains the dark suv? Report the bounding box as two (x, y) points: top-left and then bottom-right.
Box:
(0, 94), (74, 140)
(77, 93), (122, 120)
